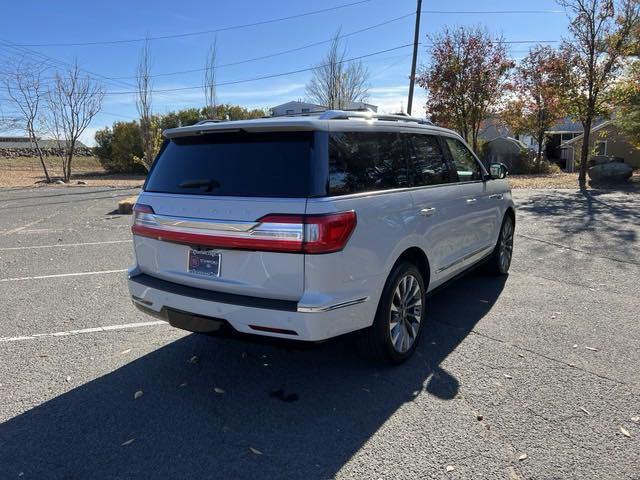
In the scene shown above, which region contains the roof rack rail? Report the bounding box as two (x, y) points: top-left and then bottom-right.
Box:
(194, 119), (225, 125)
(319, 110), (433, 125)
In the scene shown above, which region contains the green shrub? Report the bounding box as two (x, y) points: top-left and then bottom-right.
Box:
(94, 121), (146, 173)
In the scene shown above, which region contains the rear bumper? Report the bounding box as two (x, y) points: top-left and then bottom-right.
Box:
(128, 272), (372, 341)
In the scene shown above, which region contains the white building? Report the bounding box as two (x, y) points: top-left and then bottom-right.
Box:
(270, 100), (378, 117)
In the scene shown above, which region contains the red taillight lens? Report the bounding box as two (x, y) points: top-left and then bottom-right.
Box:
(131, 207), (356, 254)
(133, 203), (154, 214)
(257, 211), (356, 254)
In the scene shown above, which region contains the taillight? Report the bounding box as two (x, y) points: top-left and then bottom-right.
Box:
(131, 207), (356, 254)
(258, 212), (357, 254)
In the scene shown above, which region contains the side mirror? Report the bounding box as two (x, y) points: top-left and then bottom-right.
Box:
(489, 163), (508, 180)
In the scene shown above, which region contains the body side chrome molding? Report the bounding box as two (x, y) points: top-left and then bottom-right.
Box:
(297, 296), (369, 313)
(436, 245), (493, 274)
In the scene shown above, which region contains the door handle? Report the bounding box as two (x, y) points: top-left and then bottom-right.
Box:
(489, 193), (503, 200)
(466, 198), (477, 205)
(420, 207), (436, 217)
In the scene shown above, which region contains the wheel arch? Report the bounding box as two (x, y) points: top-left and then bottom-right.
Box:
(393, 246), (431, 290)
(505, 206), (516, 226)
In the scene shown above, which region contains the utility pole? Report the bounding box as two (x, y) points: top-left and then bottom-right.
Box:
(407, 0), (422, 115)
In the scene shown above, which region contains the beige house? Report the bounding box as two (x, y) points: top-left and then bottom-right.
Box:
(561, 120), (640, 171)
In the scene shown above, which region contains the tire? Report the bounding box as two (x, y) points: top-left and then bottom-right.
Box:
(486, 214), (514, 275)
(357, 261), (426, 364)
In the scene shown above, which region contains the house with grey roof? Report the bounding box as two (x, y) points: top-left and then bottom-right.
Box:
(270, 100), (377, 117)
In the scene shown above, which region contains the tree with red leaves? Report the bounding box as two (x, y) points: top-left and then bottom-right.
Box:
(416, 26), (513, 152)
(501, 46), (566, 171)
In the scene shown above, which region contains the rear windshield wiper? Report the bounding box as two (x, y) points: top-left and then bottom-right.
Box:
(178, 179), (221, 192)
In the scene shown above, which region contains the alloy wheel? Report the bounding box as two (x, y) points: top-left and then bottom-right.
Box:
(389, 274), (423, 353)
(499, 217), (514, 272)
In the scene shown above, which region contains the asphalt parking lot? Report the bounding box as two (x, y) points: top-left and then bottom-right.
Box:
(0, 185), (638, 479)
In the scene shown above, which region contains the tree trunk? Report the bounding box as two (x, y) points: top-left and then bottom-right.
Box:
(536, 133), (544, 173)
(34, 142), (51, 183)
(578, 119), (592, 190)
(28, 128), (51, 183)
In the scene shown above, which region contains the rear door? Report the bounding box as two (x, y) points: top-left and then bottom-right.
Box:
(133, 130), (315, 301)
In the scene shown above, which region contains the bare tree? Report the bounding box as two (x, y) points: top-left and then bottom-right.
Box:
(48, 61), (104, 182)
(558, 0), (640, 189)
(203, 37), (218, 118)
(136, 38), (154, 169)
(2, 58), (52, 182)
(306, 29), (369, 109)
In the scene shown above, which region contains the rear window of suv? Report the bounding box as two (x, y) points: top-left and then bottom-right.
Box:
(145, 131), (313, 197)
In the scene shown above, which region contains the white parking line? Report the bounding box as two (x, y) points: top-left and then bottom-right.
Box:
(0, 240), (131, 251)
(0, 320), (168, 343)
(0, 269), (128, 283)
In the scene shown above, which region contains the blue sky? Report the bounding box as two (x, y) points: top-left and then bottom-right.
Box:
(1, 0), (570, 145)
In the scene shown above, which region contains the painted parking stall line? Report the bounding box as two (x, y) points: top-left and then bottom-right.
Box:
(0, 320), (168, 343)
(0, 240), (131, 251)
(0, 269), (128, 283)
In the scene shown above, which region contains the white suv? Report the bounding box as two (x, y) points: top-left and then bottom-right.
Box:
(128, 110), (514, 363)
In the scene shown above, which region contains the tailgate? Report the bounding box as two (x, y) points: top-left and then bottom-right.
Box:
(133, 193), (307, 301)
(131, 129), (317, 302)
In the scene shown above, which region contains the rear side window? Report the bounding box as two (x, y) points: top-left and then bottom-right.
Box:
(408, 134), (451, 186)
(145, 131), (312, 197)
(328, 132), (409, 195)
(444, 137), (482, 182)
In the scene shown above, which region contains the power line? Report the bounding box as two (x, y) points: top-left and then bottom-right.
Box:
(7, 6), (565, 49)
(102, 12), (416, 80)
(421, 9), (564, 14)
(0, 40), (137, 91)
(9, 0), (376, 48)
(98, 43), (416, 96)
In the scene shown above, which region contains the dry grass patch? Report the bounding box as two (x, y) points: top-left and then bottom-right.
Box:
(0, 156), (145, 188)
(508, 173), (581, 189)
(509, 171), (640, 190)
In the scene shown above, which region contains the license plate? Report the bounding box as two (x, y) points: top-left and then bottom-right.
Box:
(188, 249), (221, 277)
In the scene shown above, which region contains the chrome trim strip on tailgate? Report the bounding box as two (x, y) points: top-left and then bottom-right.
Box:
(154, 215), (258, 232)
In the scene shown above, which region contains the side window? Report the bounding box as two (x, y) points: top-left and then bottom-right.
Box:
(409, 134), (450, 186)
(444, 137), (482, 182)
(328, 132), (409, 195)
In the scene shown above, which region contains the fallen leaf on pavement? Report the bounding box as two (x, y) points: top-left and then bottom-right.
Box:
(134, 390), (143, 400)
(214, 387), (225, 394)
(446, 465), (455, 472)
(620, 427), (631, 438)
(121, 438), (135, 446)
(249, 447), (263, 455)
(518, 454), (528, 461)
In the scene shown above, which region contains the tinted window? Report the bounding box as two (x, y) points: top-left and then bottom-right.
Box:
(408, 134), (451, 186)
(328, 132), (408, 195)
(444, 137), (482, 182)
(145, 131), (312, 197)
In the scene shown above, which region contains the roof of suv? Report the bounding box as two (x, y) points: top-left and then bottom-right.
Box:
(163, 110), (461, 139)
